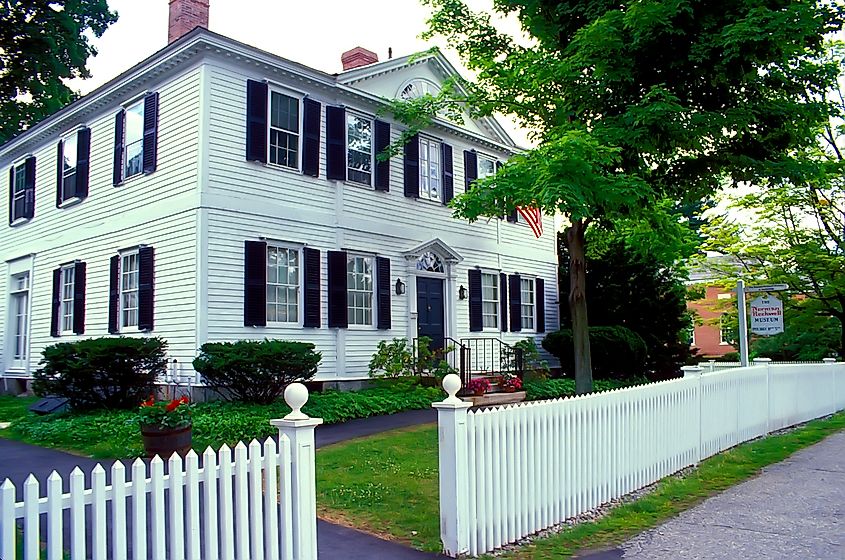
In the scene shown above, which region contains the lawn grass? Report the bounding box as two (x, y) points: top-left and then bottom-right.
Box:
(0, 395), (39, 422)
(314, 412), (845, 558)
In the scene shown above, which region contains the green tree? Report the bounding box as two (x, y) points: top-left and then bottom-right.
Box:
(392, 0), (843, 393)
(751, 300), (840, 360)
(558, 231), (693, 380)
(703, 47), (845, 356)
(0, 1), (117, 144)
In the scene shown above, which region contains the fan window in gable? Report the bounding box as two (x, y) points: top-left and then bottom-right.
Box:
(416, 251), (444, 273)
(269, 91), (300, 169)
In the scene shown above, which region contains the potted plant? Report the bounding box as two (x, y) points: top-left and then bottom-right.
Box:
(137, 395), (193, 458)
(466, 377), (491, 396)
(500, 375), (523, 393)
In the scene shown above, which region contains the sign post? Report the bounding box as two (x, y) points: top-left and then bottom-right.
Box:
(735, 282), (788, 367)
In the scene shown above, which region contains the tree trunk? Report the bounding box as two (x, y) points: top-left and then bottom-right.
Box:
(566, 219), (593, 394)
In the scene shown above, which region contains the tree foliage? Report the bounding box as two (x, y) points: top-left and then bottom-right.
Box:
(703, 44), (845, 356)
(559, 232), (693, 379)
(393, 0), (843, 393)
(0, 1), (117, 144)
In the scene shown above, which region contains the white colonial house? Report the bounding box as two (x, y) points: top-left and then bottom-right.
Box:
(0, 4), (558, 391)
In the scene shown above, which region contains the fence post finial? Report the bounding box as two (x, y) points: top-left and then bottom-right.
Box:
(271, 384), (323, 560)
(433, 375), (473, 557)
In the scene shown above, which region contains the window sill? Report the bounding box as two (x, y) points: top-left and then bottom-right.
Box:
(117, 170), (152, 187)
(266, 322), (304, 328)
(415, 196), (445, 205)
(9, 217), (31, 227)
(58, 196), (84, 209)
(262, 161), (302, 175)
(344, 180), (375, 191)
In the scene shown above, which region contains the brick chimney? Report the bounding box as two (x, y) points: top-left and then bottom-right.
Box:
(341, 47), (379, 71)
(168, 0), (210, 44)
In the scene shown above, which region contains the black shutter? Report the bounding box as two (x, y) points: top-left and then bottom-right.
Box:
(8, 167), (13, 224)
(73, 262), (86, 335)
(509, 274), (522, 332)
(108, 255), (119, 333)
(50, 268), (61, 337)
(463, 150), (477, 192)
(327, 250), (348, 328)
(75, 128), (91, 198)
(403, 134), (419, 198)
(142, 92), (159, 174)
(138, 246), (155, 331)
(113, 110), (124, 185)
(468, 269), (482, 332)
(302, 98), (321, 177)
(326, 106), (346, 181)
(442, 143), (454, 203)
(376, 256), (391, 329)
(56, 141), (64, 206)
(23, 156), (35, 220)
(244, 240), (267, 327)
(507, 209), (518, 222)
(374, 120), (390, 191)
(246, 80), (268, 163)
(303, 247), (321, 328)
(536, 278), (545, 333)
(500, 272), (508, 332)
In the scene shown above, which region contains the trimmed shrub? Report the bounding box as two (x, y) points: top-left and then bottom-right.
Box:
(32, 337), (167, 411)
(542, 326), (648, 380)
(193, 339), (321, 404)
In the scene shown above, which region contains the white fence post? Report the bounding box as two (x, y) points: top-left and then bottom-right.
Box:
(271, 383), (323, 560)
(753, 358), (772, 433)
(824, 358), (837, 415)
(433, 374), (473, 557)
(681, 366), (703, 463)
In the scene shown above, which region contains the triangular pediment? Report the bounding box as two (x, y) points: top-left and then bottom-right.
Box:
(338, 50), (515, 147)
(403, 238), (463, 264)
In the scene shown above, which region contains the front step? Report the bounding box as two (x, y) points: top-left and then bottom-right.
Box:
(461, 390), (526, 407)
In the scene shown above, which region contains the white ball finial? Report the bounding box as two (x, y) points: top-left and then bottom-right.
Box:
(284, 383), (310, 420)
(442, 374), (462, 404)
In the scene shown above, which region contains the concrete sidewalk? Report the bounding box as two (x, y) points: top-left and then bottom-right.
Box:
(0, 408), (444, 560)
(582, 431), (845, 560)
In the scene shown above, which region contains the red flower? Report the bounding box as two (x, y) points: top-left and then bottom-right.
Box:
(165, 399), (181, 412)
(178, 396), (190, 405)
(140, 396), (155, 407)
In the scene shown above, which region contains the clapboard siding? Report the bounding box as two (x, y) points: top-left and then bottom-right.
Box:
(8, 209), (198, 375)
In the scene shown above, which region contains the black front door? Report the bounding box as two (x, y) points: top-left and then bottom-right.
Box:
(417, 277), (445, 351)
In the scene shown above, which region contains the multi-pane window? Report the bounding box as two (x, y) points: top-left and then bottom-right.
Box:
(419, 137), (441, 201)
(124, 100), (145, 179)
(478, 155), (496, 179)
(267, 246), (300, 323)
(347, 114), (373, 185)
(719, 316), (731, 345)
(11, 164), (26, 221)
(269, 91), (300, 169)
(347, 255), (373, 326)
(61, 134), (78, 201)
(521, 278), (535, 330)
(481, 273), (499, 329)
(60, 266), (75, 334)
(120, 251), (139, 329)
(10, 273), (29, 366)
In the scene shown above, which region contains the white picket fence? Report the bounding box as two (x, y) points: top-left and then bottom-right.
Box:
(434, 359), (845, 557)
(0, 383), (323, 560)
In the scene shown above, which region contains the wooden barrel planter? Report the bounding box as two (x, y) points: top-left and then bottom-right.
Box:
(141, 424), (193, 458)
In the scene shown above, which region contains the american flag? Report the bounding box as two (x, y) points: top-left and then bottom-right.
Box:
(517, 206), (544, 238)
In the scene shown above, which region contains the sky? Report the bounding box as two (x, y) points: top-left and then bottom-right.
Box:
(69, 0), (532, 144)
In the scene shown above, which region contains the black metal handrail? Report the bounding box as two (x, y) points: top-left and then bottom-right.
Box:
(459, 337), (525, 380)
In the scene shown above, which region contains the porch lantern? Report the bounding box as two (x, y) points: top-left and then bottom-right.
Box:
(395, 278), (406, 295)
(458, 285), (467, 300)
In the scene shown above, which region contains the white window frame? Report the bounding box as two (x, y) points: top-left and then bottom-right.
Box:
(346, 113), (374, 187)
(60, 265), (75, 335)
(10, 162), (27, 223)
(119, 250), (140, 331)
(347, 254), (375, 327)
(477, 154), (497, 180)
(481, 272), (499, 330)
(719, 315), (731, 345)
(267, 88), (303, 171)
(123, 99), (145, 180)
(419, 136), (442, 202)
(521, 277), (536, 331)
(266, 244), (302, 325)
(8, 271), (30, 370)
(60, 133), (79, 203)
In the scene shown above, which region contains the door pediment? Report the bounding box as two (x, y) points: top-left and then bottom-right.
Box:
(403, 238), (463, 265)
